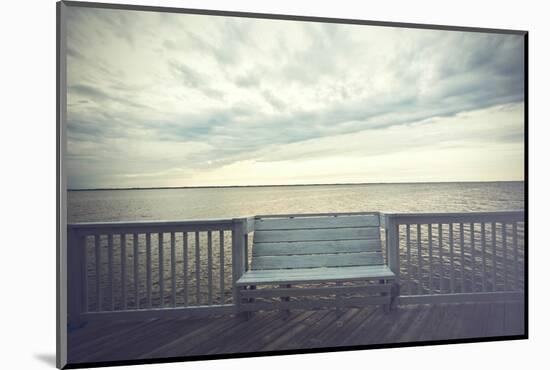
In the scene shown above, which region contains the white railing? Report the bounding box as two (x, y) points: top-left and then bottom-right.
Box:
(383, 211), (525, 305)
(67, 211), (525, 324)
(67, 217), (253, 325)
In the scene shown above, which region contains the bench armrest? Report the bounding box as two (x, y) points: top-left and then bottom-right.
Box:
(231, 217), (254, 284)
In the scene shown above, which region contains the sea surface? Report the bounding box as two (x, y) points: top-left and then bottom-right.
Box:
(68, 181), (524, 223)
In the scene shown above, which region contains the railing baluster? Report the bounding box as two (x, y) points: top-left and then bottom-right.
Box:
(171, 232), (176, 307)
(491, 222), (497, 292)
(513, 222), (519, 290)
(68, 230), (87, 326)
(83, 237), (88, 313)
(438, 224), (443, 293)
(133, 233), (139, 309)
(244, 235), (249, 271)
(159, 233), (164, 307)
(449, 223), (455, 293)
(417, 224), (422, 295)
(183, 232), (188, 306)
(146, 233), (152, 308)
(95, 235), (102, 311)
(386, 216), (400, 309)
(406, 224), (411, 294)
(460, 223), (465, 293)
(481, 223), (487, 292)
(502, 223), (509, 291)
(121, 234), (127, 310)
(208, 231), (213, 305)
(470, 223), (475, 293)
(195, 231), (200, 305)
(108, 234), (114, 310)
(219, 230), (225, 304)
(428, 224), (433, 294)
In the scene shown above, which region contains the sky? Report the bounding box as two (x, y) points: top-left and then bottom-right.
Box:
(65, 6), (525, 189)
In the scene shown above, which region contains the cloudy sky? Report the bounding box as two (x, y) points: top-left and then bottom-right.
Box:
(65, 6), (525, 189)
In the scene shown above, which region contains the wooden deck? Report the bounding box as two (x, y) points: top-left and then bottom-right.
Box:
(68, 301), (524, 365)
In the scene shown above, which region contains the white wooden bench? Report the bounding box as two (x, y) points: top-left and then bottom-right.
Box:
(235, 213), (397, 316)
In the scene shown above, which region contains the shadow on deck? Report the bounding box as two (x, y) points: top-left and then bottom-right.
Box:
(68, 301), (524, 365)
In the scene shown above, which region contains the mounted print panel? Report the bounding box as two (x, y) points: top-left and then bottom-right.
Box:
(57, 1), (527, 368)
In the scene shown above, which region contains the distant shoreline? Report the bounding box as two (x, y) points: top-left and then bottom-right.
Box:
(68, 180), (524, 192)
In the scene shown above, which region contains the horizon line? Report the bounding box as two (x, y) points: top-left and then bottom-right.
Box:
(67, 179), (524, 192)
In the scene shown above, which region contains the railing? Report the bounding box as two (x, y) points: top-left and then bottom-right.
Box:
(67, 217), (253, 326)
(67, 211), (525, 325)
(383, 211), (525, 305)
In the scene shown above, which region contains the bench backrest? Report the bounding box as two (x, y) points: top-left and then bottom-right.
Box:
(251, 213), (384, 271)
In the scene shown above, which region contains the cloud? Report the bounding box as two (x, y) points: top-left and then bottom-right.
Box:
(65, 6), (525, 188)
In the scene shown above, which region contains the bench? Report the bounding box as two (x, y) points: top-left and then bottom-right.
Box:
(234, 213), (397, 316)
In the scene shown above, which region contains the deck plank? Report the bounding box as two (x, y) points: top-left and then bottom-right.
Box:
(472, 302), (492, 337)
(414, 304), (446, 341)
(428, 303), (469, 341)
(342, 305), (396, 345)
(68, 302), (525, 364)
(503, 301), (524, 335)
(214, 310), (290, 354)
(261, 309), (336, 351)
(282, 309), (338, 349)
(451, 302), (485, 339)
(398, 304), (440, 343)
(225, 310), (315, 353)
(138, 314), (245, 359)
(486, 303), (506, 337)
(367, 307), (415, 344)
(70, 318), (164, 362)
(286, 309), (344, 350)
(309, 307), (363, 348)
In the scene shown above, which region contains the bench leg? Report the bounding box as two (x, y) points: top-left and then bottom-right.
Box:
(238, 286), (254, 321)
(336, 282), (343, 315)
(390, 281), (400, 311)
(280, 284), (291, 319)
(246, 285), (256, 320)
(380, 279), (391, 313)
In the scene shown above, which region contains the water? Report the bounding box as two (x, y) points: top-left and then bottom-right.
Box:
(69, 182), (524, 310)
(68, 181), (524, 223)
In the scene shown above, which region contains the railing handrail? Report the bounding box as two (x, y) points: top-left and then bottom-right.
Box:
(67, 210), (523, 230)
(67, 218), (252, 236)
(381, 210), (523, 217)
(382, 210), (524, 224)
(68, 217), (236, 230)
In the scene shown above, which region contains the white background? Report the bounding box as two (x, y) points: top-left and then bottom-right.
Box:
(1, 0), (547, 369)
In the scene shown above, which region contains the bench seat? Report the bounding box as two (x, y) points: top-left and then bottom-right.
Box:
(236, 265), (395, 286)
(235, 213), (397, 315)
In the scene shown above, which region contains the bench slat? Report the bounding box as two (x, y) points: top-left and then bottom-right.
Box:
(254, 214), (379, 231)
(254, 227), (380, 243)
(240, 284), (391, 298)
(252, 252), (384, 270)
(252, 239), (381, 257)
(236, 265), (395, 285)
(239, 296), (391, 311)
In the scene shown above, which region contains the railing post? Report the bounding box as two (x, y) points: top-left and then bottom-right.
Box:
(68, 227), (87, 328)
(232, 218), (247, 314)
(385, 215), (401, 309)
